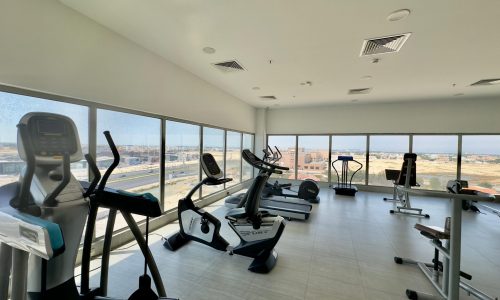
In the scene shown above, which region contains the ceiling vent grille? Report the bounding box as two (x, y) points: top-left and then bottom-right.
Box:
(260, 96), (277, 100)
(348, 88), (372, 95)
(470, 78), (500, 86)
(212, 60), (245, 72)
(360, 33), (411, 56)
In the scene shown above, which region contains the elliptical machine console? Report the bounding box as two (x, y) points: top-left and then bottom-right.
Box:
(164, 151), (286, 273)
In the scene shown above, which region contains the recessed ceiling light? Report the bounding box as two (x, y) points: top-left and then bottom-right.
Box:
(202, 47), (216, 54)
(300, 81), (312, 86)
(454, 93), (465, 97)
(361, 75), (372, 80)
(351, 99), (359, 102)
(252, 86), (260, 90)
(387, 9), (411, 22)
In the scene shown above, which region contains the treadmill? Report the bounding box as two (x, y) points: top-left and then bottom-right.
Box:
(225, 149), (312, 220)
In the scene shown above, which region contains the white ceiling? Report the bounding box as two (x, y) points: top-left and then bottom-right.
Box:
(59, 0), (500, 108)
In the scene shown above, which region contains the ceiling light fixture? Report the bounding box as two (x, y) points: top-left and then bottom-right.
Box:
(252, 86), (260, 90)
(300, 81), (312, 86)
(351, 99), (359, 102)
(361, 75), (372, 80)
(202, 47), (216, 54)
(454, 93), (465, 97)
(387, 9), (411, 22)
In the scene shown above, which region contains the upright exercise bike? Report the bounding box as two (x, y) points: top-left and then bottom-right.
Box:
(164, 150), (286, 273)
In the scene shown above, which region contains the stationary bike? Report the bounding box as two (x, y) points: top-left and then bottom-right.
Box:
(164, 150), (286, 273)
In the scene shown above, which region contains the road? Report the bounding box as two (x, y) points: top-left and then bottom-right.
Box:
(105, 164), (199, 191)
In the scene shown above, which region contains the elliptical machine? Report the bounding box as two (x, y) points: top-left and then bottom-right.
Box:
(164, 150), (286, 273)
(0, 112), (175, 300)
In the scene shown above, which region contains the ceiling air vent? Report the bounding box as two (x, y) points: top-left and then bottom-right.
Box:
(360, 33), (411, 56)
(212, 60), (245, 72)
(470, 78), (500, 86)
(260, 96), (277, 100)
(348, 88), (372, 95)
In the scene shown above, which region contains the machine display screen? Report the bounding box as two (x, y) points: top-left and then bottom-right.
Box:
(37, 119), (66, 135)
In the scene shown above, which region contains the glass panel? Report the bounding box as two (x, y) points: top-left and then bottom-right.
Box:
(95, 109), (161, 236)
(165, 121), (200, 211)
(368, 135), (410, 186)
(0, 91), (89, 187)
(267, 135), (296, 179)
(242, 133), (254, 181)
(297, 136), (329, 182)
(331, 136), (367, 185)
(413, 135), (458, 191)
(461, 135), (500, 193)
(202, 127), (225, 197)
(225, 131), (241, 186)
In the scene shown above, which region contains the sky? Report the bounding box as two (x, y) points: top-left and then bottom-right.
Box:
(2, 91), (500, 155)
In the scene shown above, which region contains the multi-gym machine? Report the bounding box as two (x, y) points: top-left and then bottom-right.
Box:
(0, 112), (175, 300)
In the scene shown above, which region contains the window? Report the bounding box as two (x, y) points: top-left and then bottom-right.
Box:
(413, 135), (458, 190)
(95, 109), (161, 236)
(297, 136), (329, 182)
(202, 127), (225, 197)
(461, 135), (500, 193)
(242, 133), (254, 181)
(267, 135), (297, 179)
(225, 131), (241, 186)
(331, 136), (367, 185)
(0, 91), (89, 187)
(368, 135), (410, 186)
(164, 121), (200, 210)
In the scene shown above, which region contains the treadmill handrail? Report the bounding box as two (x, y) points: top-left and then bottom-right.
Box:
(243, 149), (288, 173)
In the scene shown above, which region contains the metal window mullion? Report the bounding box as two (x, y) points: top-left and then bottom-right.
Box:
(88, 106), (97, 243)
(240, 133), (243, 183)
(223, 130), (227, 190)
(365, 135), (370, 185)
(294, 136), (299, 180)
(160, 119), (166, 211)
(409, 134), (413, 153)
(328, 135), (332, 187)
(199, 126), (203, 199)
(457, 135), (462, 180)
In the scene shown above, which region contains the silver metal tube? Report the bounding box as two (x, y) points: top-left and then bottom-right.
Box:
(448, 199), (462, 299)
(11, 248), (28, 300)
(417, 262), (447, 299)
(0, 244), (12, 300)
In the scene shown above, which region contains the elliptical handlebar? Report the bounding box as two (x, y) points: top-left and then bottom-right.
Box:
(11, 123), (36, 210)
(43, 152), (71, 207)
(83, 154), (102, 198)
(274, 146), (283, 160)
(97, 131), (120, 191)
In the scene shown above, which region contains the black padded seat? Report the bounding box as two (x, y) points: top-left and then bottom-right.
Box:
(415, 223), (450, 240)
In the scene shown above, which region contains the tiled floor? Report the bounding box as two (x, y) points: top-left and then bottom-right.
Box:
(85, 189), (500, 299)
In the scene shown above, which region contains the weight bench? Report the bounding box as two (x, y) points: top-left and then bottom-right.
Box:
(395, 217), (497, 300)
(388, 153), (429, 218)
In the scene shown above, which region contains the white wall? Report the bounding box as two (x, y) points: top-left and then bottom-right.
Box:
(0, 0), (255, 132)
(266, 97), (500, 134)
